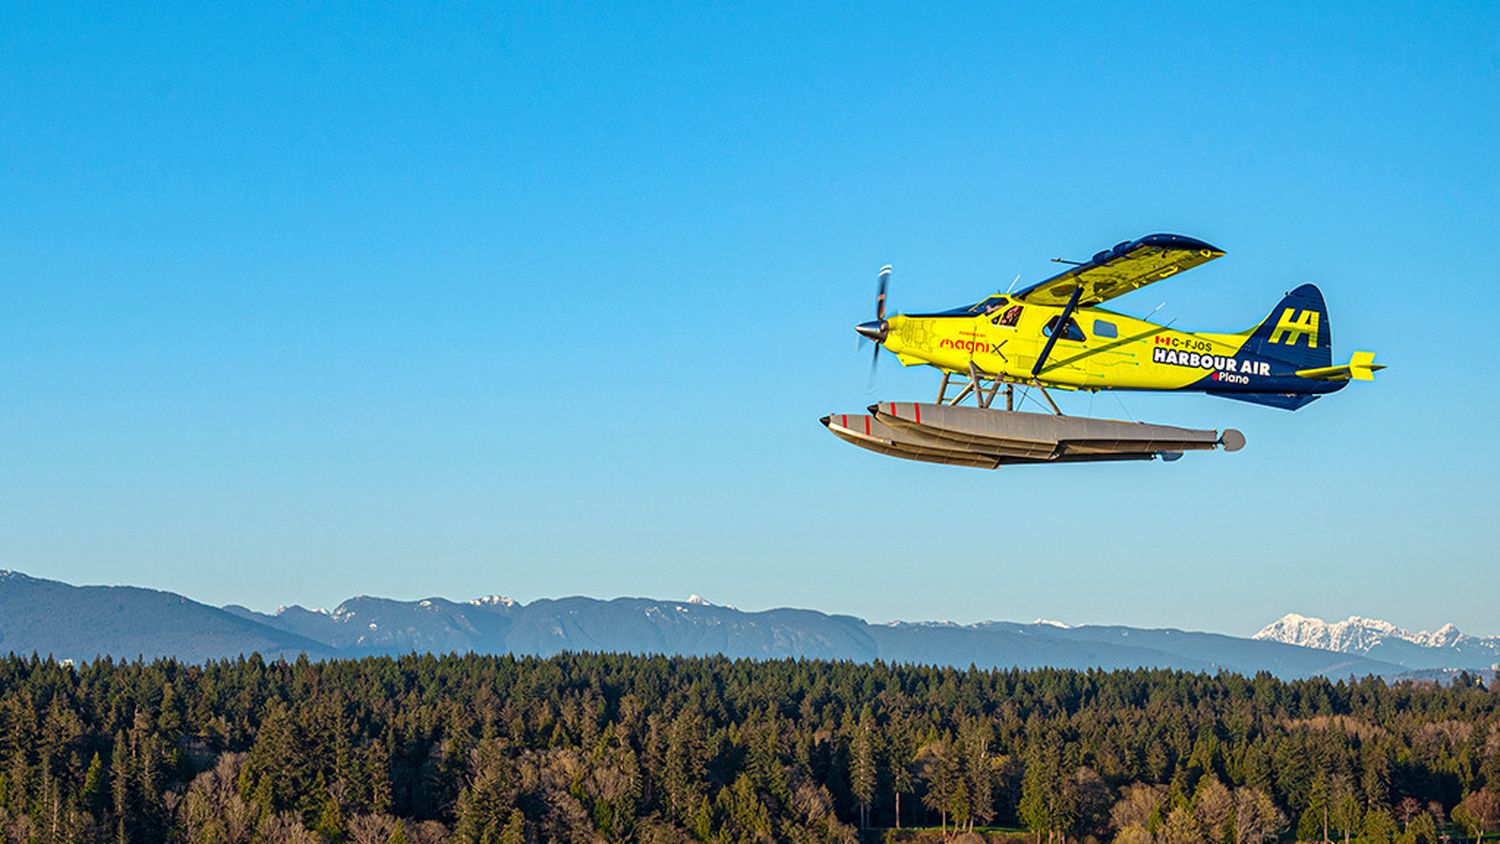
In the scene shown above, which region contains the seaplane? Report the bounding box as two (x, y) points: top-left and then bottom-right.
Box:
(823, 233), (1383, 468)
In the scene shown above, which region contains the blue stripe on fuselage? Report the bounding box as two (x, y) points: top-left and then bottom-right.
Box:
(1184, 350), (1346, 409)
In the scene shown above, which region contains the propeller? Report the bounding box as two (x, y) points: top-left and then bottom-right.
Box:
(861, 265), (892, 389)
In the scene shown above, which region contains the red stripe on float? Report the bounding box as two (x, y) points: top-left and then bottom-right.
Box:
(864, 416), (870, 435)
(914, 403), (921, 424)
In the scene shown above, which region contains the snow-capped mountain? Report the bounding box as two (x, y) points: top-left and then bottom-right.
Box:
(468, 594), (517, 608)
(1254, 614), (1500, 671)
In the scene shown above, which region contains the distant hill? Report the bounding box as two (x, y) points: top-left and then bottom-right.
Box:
(0, 570), (331, 662)
(0, 570), (1428, 678)
(226, 596), (885, 662)
(1254, 612), (1500, 671)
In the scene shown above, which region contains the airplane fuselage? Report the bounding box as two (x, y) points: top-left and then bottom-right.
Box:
(879, 297), (1346, 405)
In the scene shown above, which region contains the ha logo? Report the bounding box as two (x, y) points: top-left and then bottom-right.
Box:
(1268, 308), (1320, 348)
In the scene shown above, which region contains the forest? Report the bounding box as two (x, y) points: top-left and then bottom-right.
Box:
(0, 652), (1495, 843)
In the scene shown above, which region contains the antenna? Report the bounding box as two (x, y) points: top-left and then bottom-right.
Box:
(1005, 272), (1021, 294)
(1050, 257), (1086, 266)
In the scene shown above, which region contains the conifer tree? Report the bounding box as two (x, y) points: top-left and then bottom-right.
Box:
(81, 752), (105, 817)
(923, 737), (960, 834)
(887, 721), (915, 830)
(850, 707), (876, 829)
(109, 730), (129, 844)
(499, 808), (525, 844)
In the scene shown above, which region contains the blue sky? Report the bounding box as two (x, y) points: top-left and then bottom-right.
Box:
(2, 3), (1497, 636)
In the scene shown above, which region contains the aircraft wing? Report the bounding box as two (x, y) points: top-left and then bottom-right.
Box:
(1012, 233), (1224, 307)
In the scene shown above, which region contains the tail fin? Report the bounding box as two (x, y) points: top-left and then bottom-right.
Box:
(1241, 283), (1332, 370)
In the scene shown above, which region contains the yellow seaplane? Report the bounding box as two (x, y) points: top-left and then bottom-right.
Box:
(822, 233), (1382, 468)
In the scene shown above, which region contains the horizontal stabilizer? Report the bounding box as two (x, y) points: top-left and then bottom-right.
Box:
(1296, 351), (1384, 382)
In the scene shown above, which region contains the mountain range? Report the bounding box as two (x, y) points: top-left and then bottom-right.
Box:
(1, 570), (1493, 679)
(1254, 613), (1500, 671)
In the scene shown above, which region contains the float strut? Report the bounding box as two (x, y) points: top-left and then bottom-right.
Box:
(1039, 386), (1063, 416)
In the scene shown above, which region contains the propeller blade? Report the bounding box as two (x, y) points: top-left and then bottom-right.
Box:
(861, 264), (891, 391)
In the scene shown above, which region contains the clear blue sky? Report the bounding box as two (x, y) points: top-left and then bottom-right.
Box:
(3, 3), (1497, 637)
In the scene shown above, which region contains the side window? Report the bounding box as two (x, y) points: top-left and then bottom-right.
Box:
(1093, 319), (1118, 339)
(1043, 316), (1085, 342)
(994, 305), (1024, 327)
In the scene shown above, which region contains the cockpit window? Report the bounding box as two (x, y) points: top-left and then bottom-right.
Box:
(910, 295), (1015, 319)
(994, 305), (1024, 327)
(1093, 319), (1118, 338)
(1043, 316), (1085, 342)
(967, 295), (1008, 315)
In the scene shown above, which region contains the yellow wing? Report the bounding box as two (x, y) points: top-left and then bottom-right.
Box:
(1012, 233), (1225, 307)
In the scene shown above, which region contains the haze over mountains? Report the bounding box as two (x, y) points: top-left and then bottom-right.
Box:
(1, 571), (1494, 679)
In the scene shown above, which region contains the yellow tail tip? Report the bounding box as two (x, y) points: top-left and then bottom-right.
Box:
(1294, 352), (1384, 382)
(1350, 351), (1382, 381)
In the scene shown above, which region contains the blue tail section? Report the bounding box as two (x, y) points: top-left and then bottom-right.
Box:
(1240, 283), (1333, 370)
(1199, 284), (1345, 411)
(1213, 392), (1324, 410)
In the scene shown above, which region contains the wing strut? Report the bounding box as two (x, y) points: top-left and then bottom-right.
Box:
(1030, 284), (1083, 378)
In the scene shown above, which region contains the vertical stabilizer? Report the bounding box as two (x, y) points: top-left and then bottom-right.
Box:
(1241, 283), (1333, 370)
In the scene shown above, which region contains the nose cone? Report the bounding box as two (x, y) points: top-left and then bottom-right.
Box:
(855, 320), (888, 343)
